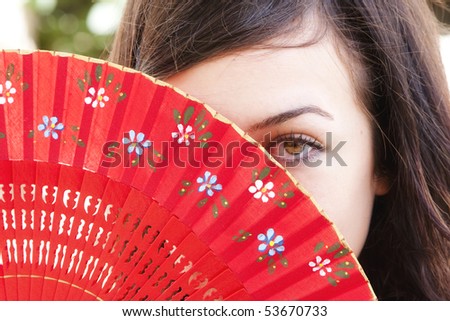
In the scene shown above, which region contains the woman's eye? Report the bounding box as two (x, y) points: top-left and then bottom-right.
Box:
(266, 134), (324, 167)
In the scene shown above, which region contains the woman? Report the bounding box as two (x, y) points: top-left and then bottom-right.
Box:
(109, 0), (450, 300)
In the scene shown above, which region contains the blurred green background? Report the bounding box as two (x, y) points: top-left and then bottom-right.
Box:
(27, 0), (126, 58)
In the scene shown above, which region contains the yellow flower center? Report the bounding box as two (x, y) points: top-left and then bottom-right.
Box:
(51, 123), (56, 129)
(319, 263), (323, 267)
(261, 187), (267, 193)
(206, 184), (212, 189)
(269, 240), (275, 247)
(184, 134), (190, 139)
(97, 95), (103, 101)
(6, 92), (10, 97)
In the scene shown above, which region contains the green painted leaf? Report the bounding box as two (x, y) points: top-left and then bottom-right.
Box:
(77, 79), (85, 92)
(179, 189), (186, 196)
(333, 248), (350, 259)
(77, 139), (86, 148)
(71, 125), (80, 131)
(326, 242), (341, 254)
(221, 196), (229, 208)
(280, 257), (288, 267)
(252, 169), (258, 183)
(95, 65), (103, 82)
(268, 265), (276, 274)
(212, 204), (219, 218)
(114, 82), (122, 92)
(194, 109), (206, 126)
(183, 106), (195, 125)
(337, 261), (355, 269)
(106, 73), (114, 86)
(327, 277), (338, 287)
(84, 70), (91, 85)
(173, 109), (181, 124)
(199, 142), (209, 148)
(257, 254), (267, 262)
(258, 167), (270, 180)
(22, 83), (29, 91)
(276, 201), (287, 209)
(118, 92), (127, 102)
(198, 198), (208, 208)
(282, 181), (291, 189)
(0, 132), (5, 139)
(233, 230), (251, 242)
(335, 270), (350, 279)
(71, 135), (77, 142)
(199, 120), (209, 130)
(282, 191), (295, 199)
(6, 63), (14, 80)
(27, 130), (34, 139)
(198, 132), (212, 142)
(314, 242), (325, 253)
(147, 159), (156, 172)
(182, 180), (192, 187)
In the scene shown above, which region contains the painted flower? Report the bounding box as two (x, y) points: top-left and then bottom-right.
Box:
(0, 81), (17, 105)
(248, 180), (275, 203)
(309, 256), (332, 276)
(197, 171), (222, 197)
(84, 87), (109, 108)
(122, 130), (152, 156)
(37, 116), (64, 139)
(171, 124), (195, 146)
(257, 228), (285, 256)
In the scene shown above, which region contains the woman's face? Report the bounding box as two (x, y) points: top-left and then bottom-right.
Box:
(166, 34), (386, 256)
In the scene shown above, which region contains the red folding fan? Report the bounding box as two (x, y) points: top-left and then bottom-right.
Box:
(0, 50), (376, 301)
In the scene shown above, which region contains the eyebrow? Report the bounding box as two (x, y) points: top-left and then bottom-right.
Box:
(248, 105), (334, 131)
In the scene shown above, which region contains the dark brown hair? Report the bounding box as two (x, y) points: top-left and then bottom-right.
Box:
(110, 0), (450, 300)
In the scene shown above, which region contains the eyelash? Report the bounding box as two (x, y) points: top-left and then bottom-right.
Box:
(265, 133), (324, 167)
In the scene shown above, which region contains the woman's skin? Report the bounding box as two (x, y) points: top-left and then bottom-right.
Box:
(167, 30), (388, 256)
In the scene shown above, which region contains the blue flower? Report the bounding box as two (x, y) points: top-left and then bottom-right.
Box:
(122, 130), (152, 156)
(197, 171), (222, 197)
(257, 228), (285, 256)
(37, 116), (64, 140)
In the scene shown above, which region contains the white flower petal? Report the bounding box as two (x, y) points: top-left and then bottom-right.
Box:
(141, 140), (151, 148)
(254, 180), (263, 190)
(128, 130), (136, 141)
(98, 88), (105, 95)
(316, 256), (322, 264)
(308, 261), (316, 268)
(0, 84), (3, 93)
(325, 267), (332, 273)
(88, 87), (96, 95)
(177, 137), (184, 144)
(5, 81), (12, 90)
(267, 191), (275, 199)
(103, 95), (110, 102)
(265, 182), (274, 190)
(37, 124), (46, 131)
(99, 101), (105, 108)
(92, 100), (98, 108)
(9, 88), (16, 94)
(0, 97), (5, 104)
(261, 195), (269, 203)
(84, 97), (93, 105)
(177, 123), (184, 133)
(267, 228), (275, 239)
(54, 123), (64, 130)
(248, 186), (257, 194)
(50, 117), (58, 125)
(136, 132), (145, 143)
(122, 137), (131, 144)
(185, 125), (193, 133)
(322, 258), (331, 265)
(319, 269), (326, 277)
(253, 191), (262, 199)
(7, 97), (13, 104)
